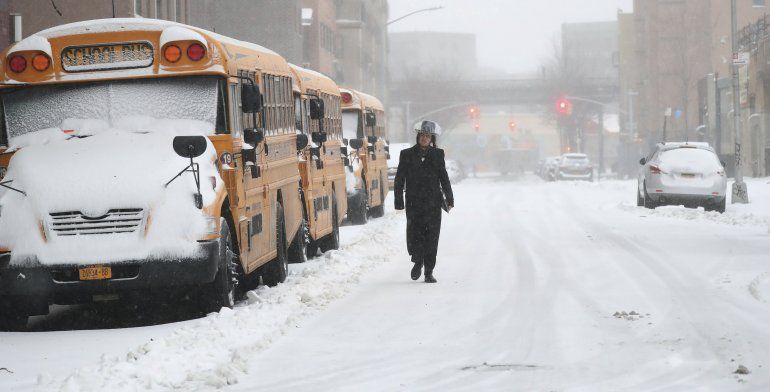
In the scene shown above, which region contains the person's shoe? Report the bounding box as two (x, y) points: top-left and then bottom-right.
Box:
(411, 263), (422, 281)
(424, 273), (437, 283)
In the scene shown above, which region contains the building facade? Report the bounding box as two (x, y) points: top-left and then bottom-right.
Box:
(388, 31), (476, 82)
(628, 0), (766, 177)
(301, 0), (339, 78)
(562, 21), (619, 85)
(336, 0), (388, 98)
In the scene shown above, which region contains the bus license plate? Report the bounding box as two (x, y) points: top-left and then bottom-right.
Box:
(79, 266), (112, 281)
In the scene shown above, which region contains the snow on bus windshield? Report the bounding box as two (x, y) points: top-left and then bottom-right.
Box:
(2, 76), (220, 140)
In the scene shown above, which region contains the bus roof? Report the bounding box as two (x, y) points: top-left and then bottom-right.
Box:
(2, 18), (293, 84)
(340, 87), (384, 112)
(289, 64), (340, 97)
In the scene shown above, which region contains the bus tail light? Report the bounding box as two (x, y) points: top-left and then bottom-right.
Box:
(164, 45), (182, 63)
(32, 54), (51, 71)
(9, 55), (26, 73)
(341, 92), (352, 104)
(187, 43), (206, 61)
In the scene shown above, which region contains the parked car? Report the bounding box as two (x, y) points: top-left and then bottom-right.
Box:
(387, 143), (412, 189)
(637, 142), (727, 213)
(541, 156), (561, 181)
(557, 153), (593, 181)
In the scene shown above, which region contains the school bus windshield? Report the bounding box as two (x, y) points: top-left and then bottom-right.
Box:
(342, 111), (360, 140)
(2, 76), (227, 140)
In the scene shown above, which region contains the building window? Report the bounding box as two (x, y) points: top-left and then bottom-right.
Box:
(175, 0), (181, 22)
(753, 0), (765, 7)
(155, 0), (162, 19)
(135, 0), (143, 16)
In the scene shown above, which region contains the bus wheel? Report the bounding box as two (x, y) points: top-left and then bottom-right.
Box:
(320, 193), (340, 252)
(349, 191), (368, 225)
(0, 303), (28, 331)
(204, 218), (238, 313)
(262, 203), (289, 287)
(288, 219), (308, 264)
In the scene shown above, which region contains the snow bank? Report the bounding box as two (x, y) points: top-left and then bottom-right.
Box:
(42, 213), (400, 391)
(0, 120), (221, 265)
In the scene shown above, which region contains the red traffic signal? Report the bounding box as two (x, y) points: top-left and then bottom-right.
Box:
(508, 121), (517, 131)
(555, 97), (573, 116)
(474, 123), (481, 132)
(468, 105), (480, 119)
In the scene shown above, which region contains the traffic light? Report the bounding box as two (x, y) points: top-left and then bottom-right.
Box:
(555, 97), (573, 116)
(474, 122), (481, 132)
(468, 105), (480, 119)
(508, 121), (517, 131)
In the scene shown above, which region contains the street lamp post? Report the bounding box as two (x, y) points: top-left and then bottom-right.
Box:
(387, 6), (444, 26)
(731, 0), (749, 203)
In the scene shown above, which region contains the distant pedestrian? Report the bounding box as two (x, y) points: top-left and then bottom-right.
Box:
(394, 120), (454, 283)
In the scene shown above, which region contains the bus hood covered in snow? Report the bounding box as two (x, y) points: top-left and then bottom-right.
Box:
(0, 123), (221, 265)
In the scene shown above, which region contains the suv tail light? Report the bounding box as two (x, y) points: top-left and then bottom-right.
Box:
(649, 165), (665, 174)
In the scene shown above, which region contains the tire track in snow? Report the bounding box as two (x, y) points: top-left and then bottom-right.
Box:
(559, 191), (770, 390)
(42, 212), (403, 392)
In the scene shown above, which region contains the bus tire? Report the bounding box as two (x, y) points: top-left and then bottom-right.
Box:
(0, 302), (28, 331)
(262, 203), (289, 287)
(320, 193), (340, 252)
(349, 191), (368, 225)
(288, 219), (308, 264)
(204, 218), (238, 313)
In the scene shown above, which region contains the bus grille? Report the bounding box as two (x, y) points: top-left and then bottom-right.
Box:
(48, 209), (145, 236)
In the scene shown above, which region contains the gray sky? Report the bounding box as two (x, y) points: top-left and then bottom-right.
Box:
(387, 0), (633, 75)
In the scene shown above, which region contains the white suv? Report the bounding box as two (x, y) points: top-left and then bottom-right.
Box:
(637, 142), (727, 213)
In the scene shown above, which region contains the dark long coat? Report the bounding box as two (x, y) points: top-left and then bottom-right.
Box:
(394, 145), (454, 264)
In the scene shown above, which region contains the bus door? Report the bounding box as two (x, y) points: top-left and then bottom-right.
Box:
(234, 74), (271, 273)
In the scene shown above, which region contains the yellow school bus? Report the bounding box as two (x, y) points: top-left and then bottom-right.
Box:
(340, 88), (389, 224)
(0, 18), (307, 329)
(288, 64), (347, 260)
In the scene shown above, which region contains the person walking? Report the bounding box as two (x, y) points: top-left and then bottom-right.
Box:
(394, 120), (454, 283)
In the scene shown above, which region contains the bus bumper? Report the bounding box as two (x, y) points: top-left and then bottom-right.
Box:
(0, 241), (219, 315)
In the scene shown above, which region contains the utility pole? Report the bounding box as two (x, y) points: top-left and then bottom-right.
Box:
(598, 106), (604, 181)
(731, 0), (749, 203)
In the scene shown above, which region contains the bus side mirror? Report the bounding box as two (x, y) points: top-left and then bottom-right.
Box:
(639, 158), (646, 165)
(172, 136), (207, 158)
(309, 98), (325, 120)
(312, 132), (327, 144)
(343, 157), (351, 167)
(340, 146), (348, 155)
(365, 112), (376, 127)
(296, 134), (309, 151)
(367, 136), (377, 145)
(241, 84), (263, 113)
(349, 139), (363, 149)
(244, 128), (264, 147)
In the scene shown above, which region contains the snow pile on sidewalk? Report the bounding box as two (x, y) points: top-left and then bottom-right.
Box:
(43, 214), (401, 392)
(617, 177), (770, 231)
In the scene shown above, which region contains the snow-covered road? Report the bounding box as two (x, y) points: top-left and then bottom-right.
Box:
(3, 176), (770, 391)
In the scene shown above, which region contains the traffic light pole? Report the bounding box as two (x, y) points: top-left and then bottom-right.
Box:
(730, 0), (749, 203)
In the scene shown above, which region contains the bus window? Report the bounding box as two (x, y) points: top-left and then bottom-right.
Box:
(0, 101), (7, 147)
(342, 111), (361, 140)
(216, 79), (229, 135)
(294, 95), (303, 133)
(229, 83), (242, 135)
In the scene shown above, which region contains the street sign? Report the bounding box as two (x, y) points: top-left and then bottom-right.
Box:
(733, 52), (749, 65)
